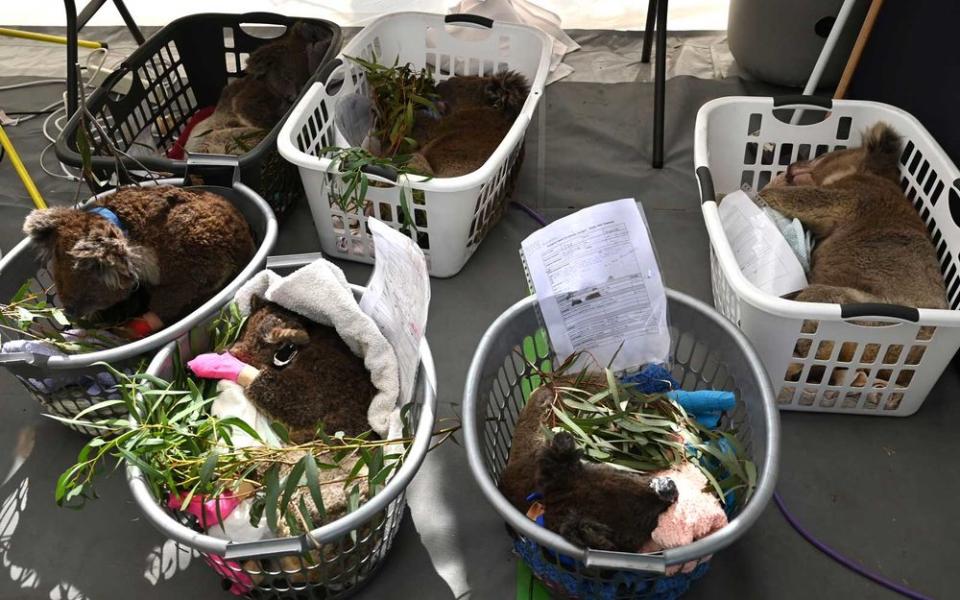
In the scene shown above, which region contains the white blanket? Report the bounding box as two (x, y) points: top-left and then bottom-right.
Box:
(234, 258), (402, 438)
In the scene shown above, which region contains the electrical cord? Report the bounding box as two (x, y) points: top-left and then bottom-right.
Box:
(509, 201), (932, 600)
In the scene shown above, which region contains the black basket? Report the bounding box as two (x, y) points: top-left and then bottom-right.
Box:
(55, 12), (342, 218)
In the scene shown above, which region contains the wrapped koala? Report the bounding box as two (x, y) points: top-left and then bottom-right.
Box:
(186, 258), (401, 587)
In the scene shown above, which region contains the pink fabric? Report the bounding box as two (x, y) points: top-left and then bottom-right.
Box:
(188, 352), (249, 382)
(167, 106), (216, 159)
(167, 492), (256, 594)
(640, 462), (728, 575)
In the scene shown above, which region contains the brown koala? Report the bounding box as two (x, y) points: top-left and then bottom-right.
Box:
(758, 123), (948, 389)
(499, 387), (677, 552)
(185, 22), (333, 155)
(407, 70), (530, 178)
(228, 298), (377, 443)
(23, 186), (254, 327)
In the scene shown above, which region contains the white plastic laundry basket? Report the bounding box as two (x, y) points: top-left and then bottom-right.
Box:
(696, 95), (960, 416)
(277, 12), (551, 278)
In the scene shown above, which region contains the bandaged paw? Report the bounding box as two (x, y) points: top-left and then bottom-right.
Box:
(188, 352), (259, 385)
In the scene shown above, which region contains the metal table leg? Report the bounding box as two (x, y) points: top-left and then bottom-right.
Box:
(652, 0), (668, 169)
(641, 0), (657, 63)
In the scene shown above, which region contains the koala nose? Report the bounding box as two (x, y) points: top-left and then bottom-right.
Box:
(650, 477), (678, 503)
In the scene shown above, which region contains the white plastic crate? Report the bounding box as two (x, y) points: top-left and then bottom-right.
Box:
(278, 12), (551, 277)
(696, 95), (960, 416)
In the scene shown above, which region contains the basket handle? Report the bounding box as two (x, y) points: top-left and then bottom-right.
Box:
(222, 537), (308, 561)
(583, 549), (667, 574)
(0, 352), (47, 367)
(360, 163), (399, 183)
(444, 13), (495, 28)
(772, 95), (833, 110)
(696, 166), (716, 204)
(840, 303), (920, 322)
(184, 155), (240, 187)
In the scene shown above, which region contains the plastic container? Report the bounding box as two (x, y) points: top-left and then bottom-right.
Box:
(55, 12), (342, 218)
(0, 176), (277, 435)
(126, 284), (437, 598)
(277, 12), (551, 277)
(463, 290), (779, 599)
(696, 95), (960, 415)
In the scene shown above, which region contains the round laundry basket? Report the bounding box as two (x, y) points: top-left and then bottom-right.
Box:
(463, 290), (779, 599)
(0, 178), (277, 435)
(126, 284), (437, 599)
(278, 12), (552, 277)
(696, 95), (960, 416)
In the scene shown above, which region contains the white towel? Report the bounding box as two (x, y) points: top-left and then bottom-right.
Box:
(233, 259), (401, 439)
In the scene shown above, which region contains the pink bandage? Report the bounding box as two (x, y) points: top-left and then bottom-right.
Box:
(188, 352), (250, 382)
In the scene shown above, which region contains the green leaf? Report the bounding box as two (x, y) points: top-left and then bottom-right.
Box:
(199, 452), (219, 485)
(303, 453), (326, 519)
(263, 464), (281, 532)
(270, 421), (291, 444)
(280, 457), (308, 520)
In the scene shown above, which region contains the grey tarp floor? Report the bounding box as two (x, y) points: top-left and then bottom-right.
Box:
(0, 74), (957, 600)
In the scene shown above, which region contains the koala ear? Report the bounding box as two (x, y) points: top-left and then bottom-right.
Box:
(248, 294), (267, 313)
(862, 122), (902, 178)
(23, 207), (72, 256)
(69, 234), (133, 290)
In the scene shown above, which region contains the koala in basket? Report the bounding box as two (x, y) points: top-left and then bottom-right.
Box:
(499, 387), (678, 552)
(183, 21), (333, 156)
(227, 296), (378, 443)
(23, 185), (254, 337)
(407, 70), (531, 178)
(759, 123), (949, 405)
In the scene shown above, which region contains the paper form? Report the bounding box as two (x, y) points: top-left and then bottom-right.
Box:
(359, 218), (431, 405)
(718, 190), (808, 297)
(521, 198), (670, 371)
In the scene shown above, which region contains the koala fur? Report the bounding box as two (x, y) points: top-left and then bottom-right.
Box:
(407, 71), (530, 178)
(23, 186), (254, 324)
(229, 298), (377, 444)
(184, 22), (332, 155)
(757, 123), (949, 385)
(499, 387), (678, 552)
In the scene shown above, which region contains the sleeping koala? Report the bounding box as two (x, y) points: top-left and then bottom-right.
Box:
(23, 186), (254, 331)
(758, 123), (948, 386)
(406, 70), (531, 178)
(499, 387), (677, 552)
(184, 21), (333, 155)
(228, 297), (377, 443)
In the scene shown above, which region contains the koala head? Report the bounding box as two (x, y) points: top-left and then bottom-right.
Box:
(766, 122), (902, 190)
(229, 297), (311, 371)
(23, 207), (159, 320)
(244, 21), (332, 108)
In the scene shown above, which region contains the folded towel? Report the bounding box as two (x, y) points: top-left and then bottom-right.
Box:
(234, 259), (401, 439)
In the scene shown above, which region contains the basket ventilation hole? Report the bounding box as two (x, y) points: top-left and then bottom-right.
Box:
(757, 171), (771, 190)
(222, 27), (234, 48)
(743, 142), (757, 165)
(747, 113), (761, 137)
(815, 16), (835, 38)
(900, 140), (915, 165)
(760, 143), (775, 165)
(740, 170), (755, 189)
(949, 185), (960, 228)
(836, 116), (852, 140)
(778, 143), (794, 166)
(797, 144), (811, 162)
(906, 345), (926, 365)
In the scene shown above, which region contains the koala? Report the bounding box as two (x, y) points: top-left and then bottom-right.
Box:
(228, 297), (377, 443)
(407, 70), (530, 178)
(23, 186), (254, 327)
(184, 22), (333, 155)
(757, 123), (948, 387)
(499, 387), (677, 552)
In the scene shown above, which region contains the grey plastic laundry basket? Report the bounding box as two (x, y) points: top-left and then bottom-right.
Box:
(463, 289), (779, 598)
(0, 177), (277, 436)
(126, 284), (437, 599)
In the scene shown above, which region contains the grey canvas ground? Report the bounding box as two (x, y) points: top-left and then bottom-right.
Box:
(0, 67), (955, 600)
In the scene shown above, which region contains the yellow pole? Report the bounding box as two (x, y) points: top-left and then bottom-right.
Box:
(0, 27), (104, 50)
(0, 124), (47, 209)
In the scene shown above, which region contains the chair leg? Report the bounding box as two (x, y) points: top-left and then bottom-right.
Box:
(641, 0), (657, 63)
(652, 0), (668, 169)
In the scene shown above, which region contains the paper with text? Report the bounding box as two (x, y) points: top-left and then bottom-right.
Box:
(718, 190), (808, 297)
(360, 219), (431, 405)
(521, 198), (670, 371)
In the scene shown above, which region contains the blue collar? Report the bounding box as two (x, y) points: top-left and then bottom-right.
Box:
(88, 206), (127, 235)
